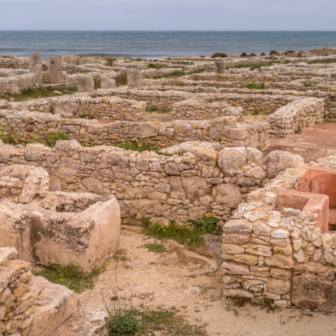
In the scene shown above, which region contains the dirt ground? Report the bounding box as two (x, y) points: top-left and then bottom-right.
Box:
(80, 226), (336, 336)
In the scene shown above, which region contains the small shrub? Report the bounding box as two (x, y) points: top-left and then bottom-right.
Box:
(211, 53), (228, 58)
(252, 110), (259, 115)
(33, 263), (106, 293)
(45, 130), (68, 148)
(189, 215), (221, 235)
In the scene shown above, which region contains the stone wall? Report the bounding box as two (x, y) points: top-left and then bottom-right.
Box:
(0, 110), (269, 148)
(171, 97), (243, 120)
(221, 155), (336, 313)
(0, 56), (29, 69)
(0, 247), (36, 336)
(0, 142), (268, 223)
(0, 247), (108, 336)
(0, 73), (39, 97)
(267, 98), (324, 135)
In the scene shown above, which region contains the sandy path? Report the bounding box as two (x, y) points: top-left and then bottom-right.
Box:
(80, 226), (336, 336)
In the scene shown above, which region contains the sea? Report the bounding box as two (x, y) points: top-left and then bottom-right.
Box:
(1, 31), (336, 60)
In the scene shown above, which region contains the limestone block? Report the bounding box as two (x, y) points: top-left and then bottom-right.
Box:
(223, 219), (252, 235)
(267, 278), (291, 295)
(215, 61), (225, 74)
(264, 150), (305, 178)
(222, 253), (258, 266)
(29, 53), (42, 86)
(28, 276), (79, 336)
(213, 184), (242, 208)
(49, 56), (62, 84)
(222, 261), (250, 275)
(127, 69), (142, 88)
(100, 76), (116, 89)
(77, 75), (94, 93)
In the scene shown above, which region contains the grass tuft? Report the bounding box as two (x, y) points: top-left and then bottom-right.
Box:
(245, 81), (265, 89)
(5, 86), (77, 102)
(141, 242), (167, 254)
(45, 130), (68, 148)
(33, 263), (106, 293)
(145, 106), (171, 113)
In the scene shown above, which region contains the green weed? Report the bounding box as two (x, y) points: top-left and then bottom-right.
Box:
(33, 263), (106, 293)
(189, 215), (221, 235)
(246, 82), (265, 89)
(45, 130), (69, 148)
(141, 242), (167, 254)
(324, 119), (336, 123)
(5, 86), (77, 102)
(143, 220), (204, 247)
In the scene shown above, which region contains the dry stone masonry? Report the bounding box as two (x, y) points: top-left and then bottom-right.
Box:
(1, 46), (336, 323)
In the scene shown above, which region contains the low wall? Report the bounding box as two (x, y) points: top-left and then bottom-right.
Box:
(222, 157), (336, 313)
(0, 248), (36, 335)
(0, 142), (268, 223)
(171, 97), (243, 120)
(0, 55), (29, 69)
(267, 98), (324, 135)
(4, 95), (146, 122)
(0, 73), (39, 97)
(94, 89), (193, 110)
(0, 110), (269, 148)
(52, 95), (145, 121)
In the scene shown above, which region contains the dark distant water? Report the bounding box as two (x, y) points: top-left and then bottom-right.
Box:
(1, 31), (336, 59)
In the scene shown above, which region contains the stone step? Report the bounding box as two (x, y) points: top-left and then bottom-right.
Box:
(51, 307), (108, 336)
(28, 276), (79, 336)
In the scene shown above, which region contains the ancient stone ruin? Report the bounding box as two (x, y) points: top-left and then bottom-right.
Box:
(1, 47), (336, 333)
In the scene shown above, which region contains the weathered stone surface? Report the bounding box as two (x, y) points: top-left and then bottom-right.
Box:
(222, 244), (244, 254)
(49, 56), (62, 84)
(292, 263), (336, 313)
(270, 268), (292, 280)
(265, 255), (294, 269)
(223, 219), (252, 235)
(222, 234), (250, 245)
(267, 278), (291, 295)
(213, 184), (242, 208)
(245, 245), (272, 257)
(222, 261), (250, 275)
(264, 150), (305, 178)
(222, 253), (258, 266)
(223, 288), (254, 298)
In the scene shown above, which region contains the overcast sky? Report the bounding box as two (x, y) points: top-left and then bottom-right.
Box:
(0, 0), (335, 31)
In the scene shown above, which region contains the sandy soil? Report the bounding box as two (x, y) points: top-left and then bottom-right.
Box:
(80, 226), (336, 336)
